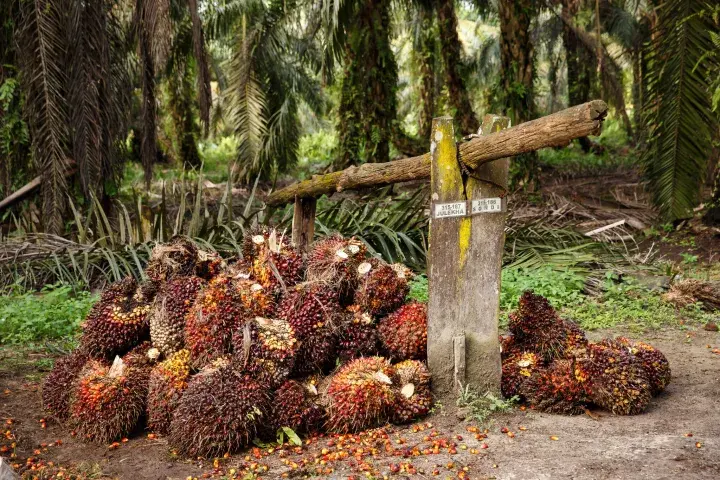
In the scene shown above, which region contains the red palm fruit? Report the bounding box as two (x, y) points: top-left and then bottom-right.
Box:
(42, 350), (91, 421)
(271, 379), (326, 435)
(81, 277), (153, 359)
(326, 357), (398, 433)
(184, 274), (249, 368)
(354, 259), (410, 316)
(521, 359), (589, 414)
(306, 234), (368, 297)
(169, 365), (271, 457)
(392, 360), (432, 424)
(509, 291), (587, 361)
(233, 317), (298, 388)
(147, 349), (192, 434)
(278, 282), (342, 339)
(243, 226), (304, 293)
(337, 306), (379, 362)
(378, 302), (427, 361)
(149, 276), (207, 356)
(233, 279), (276, 318)
(599, 337), (670, 396)
(70, 352), (150, 444)
(291, 326), (337, 376)
(574, 343), (652, 415)
(145, 236), (198, 284)
(501, 351), (542, 399)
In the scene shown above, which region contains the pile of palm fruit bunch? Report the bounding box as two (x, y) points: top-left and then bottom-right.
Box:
(501, 291), (671, 415)
(42, 231), (432, 457)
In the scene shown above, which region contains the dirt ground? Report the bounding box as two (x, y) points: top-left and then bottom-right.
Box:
(1, 326), (719, 480)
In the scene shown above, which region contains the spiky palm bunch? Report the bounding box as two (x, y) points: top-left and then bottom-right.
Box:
(521, 359), (589, 415)
(169, 365), (271, 457)
(377, 302), (427, 361)
(501, 350), (542, 399)
(326, 357), (398, 433)
(184, 274), (249, 368)
(599, 337), (671, 396)
(242, 227), (304, 293)
(149, 276), (206, 356)
(70, 354), (150, 444)
(147, 349), (192, 434)
(42, 350), (91, 421)
(392, 360), (432, 424)
(233, 317), (298, 388)
(278, 282), (342, 339)
(291, 326), (337, 376)
(306, 235), (368, 297)
(354, 259), (410, 317)
(145, 237), (199, 285)
(233, 279), (276, 318)
(271, 379), (325, 435)
(81, 277), (153, 359)
(574, 343), (652, 415)
(337, 307), (379, 362)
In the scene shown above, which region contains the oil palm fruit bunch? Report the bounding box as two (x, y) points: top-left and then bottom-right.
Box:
(291, 326), (337, 376)
(599, 337), (670, 396)
(81, 277), (153, 359)
(326, 357), (398, 433)
(378, 302), (428, 361)
(149, 276), (207, 357)
(147, 350), (192, 435)
(271, 379), (325, 435)
(521, 359), (589, 414)
(243, 226), (304, 293)
(42, 350), (90, 421)
(233, 317), (299, 388)
(306, 234), (368, 298)
(508, 291), (587, 361)
(169, 364), (271, 457)
(501, 350), (542, 399)
(354, 259), (411, 316)
(70, 353), (150, 444)
(195, 249), (225, 280)
(574, 343), (652, 415)
(233, 279), (276, 319)
(337, 307), (379, 362)
(145, 236), (198, 284)
(278, 282), (342, 339)
(184, 274), (249, 368)
(392, 360), (432, 424)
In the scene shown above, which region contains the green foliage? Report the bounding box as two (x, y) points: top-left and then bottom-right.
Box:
(500, 267), (585, 312)
(456, 386), (518, 425)
(0, 284), (97, 343)
(680, 253), (699, 264)
(294, 131), (337, 180)
(407, 274), (428, 303)
(0, 76), (30, 196)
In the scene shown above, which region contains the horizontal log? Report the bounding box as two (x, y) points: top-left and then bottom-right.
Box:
(0, 161), (77, 212)
(265, 100), (607, 206)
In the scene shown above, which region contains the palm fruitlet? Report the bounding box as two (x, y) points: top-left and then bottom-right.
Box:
(81, 277), (153, 359)
(392, 360), (432, 424)
(169, 365), (271, 457)
(599, 337), (671, 396)
(233, 279), (276, 318)
(501, 350), (542, 399)
(149, 276), (206, 356)
(291, 326), (337, 376)
(574, 343), (652, 415)
(243, 227), (304, 293)
(521, 359), (589, 414)
(147, 350), (192, 434)
(354, 259), (410, 316)
(271, 379), (325, 434)
(306, 234), (368, 297)
(278, 282), (341, 339)
(234, 317), (298, 388)
(337, 307), (379, 362)
(378, 302), (427, 361)
(42, 350), (90, 420)
(326, 357), (398, 433)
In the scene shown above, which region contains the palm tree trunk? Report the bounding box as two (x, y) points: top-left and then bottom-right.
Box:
(435, 0), (478, 134)
(416, 7), (436, 140)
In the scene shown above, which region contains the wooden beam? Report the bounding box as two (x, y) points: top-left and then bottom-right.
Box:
(0, 162), (77, 212)
(291, 196), (316, 253)
(265, 100), (607, 206)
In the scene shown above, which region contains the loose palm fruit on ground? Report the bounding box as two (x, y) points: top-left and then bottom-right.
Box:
(149, 276), (206, 357)
(574, 343), (652, 415)
(326, 357), (398, 433)
(81, 277), (152, 359)
(147, 349), (192, 434)
(243, 226), (304, 293)
(392, 360), (432, 424)
(501, 351), (542, 399)
(378, 302), (427, 361)
(521, 359), (589, 414)
(184, 274), (249, 368)
(354, 259), (410, 316)
(145, 236), (198, 284)
(70, 354), (149, 444)
(278, 282), (342, 339)
(337, 306), (379, 362)
(306, 234), (368, 298)
(599, 337), (670, 396)
(233, 317), (298, 388)
(42, 350), (91, 421)
(271, 379), (326, 435)
(169, 364), (271, 457)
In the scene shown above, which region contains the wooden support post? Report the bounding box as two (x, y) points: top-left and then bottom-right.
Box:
(427, 114), (509, 397)
(292, 196), (316, 253)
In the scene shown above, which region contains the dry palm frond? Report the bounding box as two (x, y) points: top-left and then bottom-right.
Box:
(663, 279), (720, 311)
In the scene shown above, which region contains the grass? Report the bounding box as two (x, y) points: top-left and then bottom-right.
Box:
(456, 386), (518, 425)
(0, 284), (97, 344)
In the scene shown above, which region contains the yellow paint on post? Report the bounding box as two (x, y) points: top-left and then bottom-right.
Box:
(458, 217), (471, 269)
(434, 120), (461, 198)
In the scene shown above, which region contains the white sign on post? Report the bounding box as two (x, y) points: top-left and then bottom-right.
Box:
(471, 197), (505, 214)
(433, 201), (467, 219)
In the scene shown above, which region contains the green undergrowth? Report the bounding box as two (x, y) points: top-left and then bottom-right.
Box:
(0, 284), (98, 344)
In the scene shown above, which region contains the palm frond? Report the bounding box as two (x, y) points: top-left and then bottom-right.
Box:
(641, 0), (719, 220)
